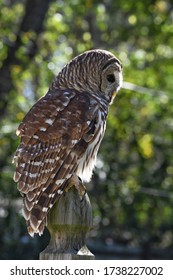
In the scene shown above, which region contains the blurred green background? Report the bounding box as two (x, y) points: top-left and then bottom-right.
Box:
(0, 0), (173, 259)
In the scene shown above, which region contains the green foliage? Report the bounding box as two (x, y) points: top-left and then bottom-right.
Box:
(0, 0), (173, 259)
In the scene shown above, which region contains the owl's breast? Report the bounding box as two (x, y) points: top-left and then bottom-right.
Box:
(76, 110), (106, 182)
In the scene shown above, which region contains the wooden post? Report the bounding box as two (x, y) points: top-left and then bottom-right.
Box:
(39, 187), (95, 260)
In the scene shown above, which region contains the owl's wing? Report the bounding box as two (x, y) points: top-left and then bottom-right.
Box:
(13, 89), (103, 236)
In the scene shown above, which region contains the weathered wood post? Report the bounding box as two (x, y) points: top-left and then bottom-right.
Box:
(39, 186), (95, 260)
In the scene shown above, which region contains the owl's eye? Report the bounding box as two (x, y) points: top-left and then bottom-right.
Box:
(107, 74), (115, 83)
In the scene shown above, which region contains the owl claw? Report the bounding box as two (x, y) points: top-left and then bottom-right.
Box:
(65, 174), (86, 197)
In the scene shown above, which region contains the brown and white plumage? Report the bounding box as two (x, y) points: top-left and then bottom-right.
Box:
(13, 49), (123, 237)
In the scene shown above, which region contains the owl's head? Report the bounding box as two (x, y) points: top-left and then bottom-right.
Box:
(55, 49), (123, 104)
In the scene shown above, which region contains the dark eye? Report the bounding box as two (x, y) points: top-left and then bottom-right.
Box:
(107, 74), (115, 83)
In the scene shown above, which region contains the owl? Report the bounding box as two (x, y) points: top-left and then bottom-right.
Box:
(13, 49), (123, 237)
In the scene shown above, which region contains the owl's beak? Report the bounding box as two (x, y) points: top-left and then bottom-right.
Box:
(109, 90), (119, 104)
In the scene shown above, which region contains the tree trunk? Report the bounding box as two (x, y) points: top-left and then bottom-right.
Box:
(0, 0), (54, 119)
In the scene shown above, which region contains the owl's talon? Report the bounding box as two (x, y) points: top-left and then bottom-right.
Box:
(65, 174), (86, 197)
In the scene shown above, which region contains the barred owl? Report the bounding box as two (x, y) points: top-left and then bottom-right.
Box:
(13, 49), (123, 237)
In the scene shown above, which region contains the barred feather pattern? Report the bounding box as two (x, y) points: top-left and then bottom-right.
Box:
(13, 49), (122, 237)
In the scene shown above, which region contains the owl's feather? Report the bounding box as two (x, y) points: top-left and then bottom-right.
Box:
(13, 89), (108, 235)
